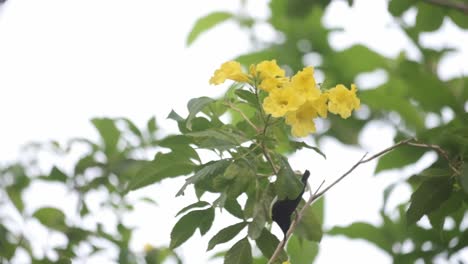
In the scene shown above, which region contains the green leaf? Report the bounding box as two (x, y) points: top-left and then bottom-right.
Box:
(186, 97), (215, 130)
(255, 228), (287, 263)
(199, 207), (215, 236)
(290, 141), (326, 159)
(207, 222), (247, 251)
(406, 176), (453, 225)
(33, 207), (67, 231)
(248, 186), (275, 239)
(235, 90), (258, 107)
(186, 12), (233, 46)
(223, 159), (255, 198)
(359, 80), (425, 131)
(295, 203), (323, 242)
(224, 237), (252, 264)
(460, 163), (468, 194)
(119, 117), (143, 138)
(275, 156), (303, 200)
(328, 45), (388, 82)
(428, 191), (463, 230)
(176, 201), (210, 217)
(328, 222), (392, 253)
(375, 144), (426, 173)
(176, 159), (231, 196)
(147, 116), (158, 134)
(47, 166), (68, 182)
(170, 207), (214, 249)
(449, 9), (468, 29)
(129, 151), (196, 191)
(187, 128), (248, 151)
(388, 0), (416, 16)
(397, 60), (456, 111)
(224, 198), (244, 219)
(91, 118), (121, 155)
(415, 2), (445, 32)
(287, 235), (319, 264)
(6, 187), (24, 213)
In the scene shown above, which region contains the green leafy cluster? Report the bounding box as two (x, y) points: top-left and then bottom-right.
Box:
(0, 118), (180, 264)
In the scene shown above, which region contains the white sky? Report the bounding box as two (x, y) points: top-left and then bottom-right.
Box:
(1, 0), (467, 263)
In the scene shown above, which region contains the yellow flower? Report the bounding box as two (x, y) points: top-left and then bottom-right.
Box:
(255, 60), (288, 92)
(255, 60), (285, 79)
(209, 61), (250, 85)
(327, 84), (360, 119)
(282, 261), (291, 264)
(263, 86), (304, 118)
(313, 92), (329, 118)
(259, 76), (289, 92)
(285, 93), (329, 137)
(290, 66), (321, 100)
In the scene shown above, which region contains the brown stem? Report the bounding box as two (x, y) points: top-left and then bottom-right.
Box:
(425, 0), (468, 14)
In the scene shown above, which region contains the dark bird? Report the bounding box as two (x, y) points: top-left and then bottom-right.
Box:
(272, 170), (310, 238)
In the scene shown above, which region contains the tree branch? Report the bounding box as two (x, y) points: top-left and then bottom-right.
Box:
(268, 137), (459, 263)
(425, 0), (468, 15)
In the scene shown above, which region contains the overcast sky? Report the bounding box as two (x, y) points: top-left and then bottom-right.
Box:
(1, 0), (467, 263)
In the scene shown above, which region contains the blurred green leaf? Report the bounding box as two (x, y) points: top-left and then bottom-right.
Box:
(33, 207), (67, 231)
(375, 145), (426, 173)
(406, 176), (453, 225)
(287, 235), (319, 264)
(119, 117), (143, 138)
(207, 222), (247, 251)
(460, 163), (468, 194)
(186, 12), (233, 46)
(6, 186), (24, 213)
(295, 203), (323, 242)
(255, 228), (288, 263)
(449, 9), (468, 29)
(428, 191), (463, 230)
(91, 118), (121, 155)
(328, 222), (392, 253)
(415, 3), (445, 32)
(328, 45), (388, 82)
(224, 237), (252, 264)
(388, 0), (416, 16)
(47, 166), (68, 182)
(147, 116), (158, 135)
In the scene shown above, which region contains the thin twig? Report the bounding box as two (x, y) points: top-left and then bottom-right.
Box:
(407, 141), (461, 175)
(268, 138), (414, 263)
(425, 0), (468, 14)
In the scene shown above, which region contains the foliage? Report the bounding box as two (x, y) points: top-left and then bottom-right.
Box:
(2, 0), (468, 263)
(0, 118), (180, 263)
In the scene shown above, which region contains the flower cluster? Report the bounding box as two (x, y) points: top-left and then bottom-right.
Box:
(210, 60), (360, 137)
